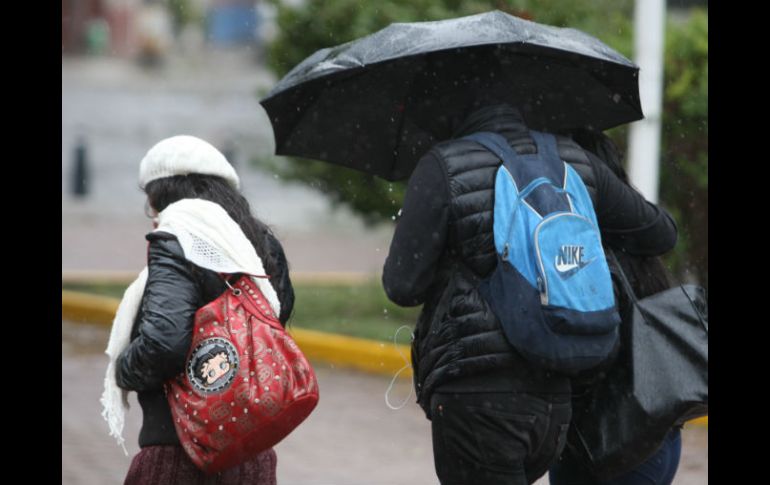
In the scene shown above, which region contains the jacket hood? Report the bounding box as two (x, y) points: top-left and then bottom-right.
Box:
(453, 103), (529, 139)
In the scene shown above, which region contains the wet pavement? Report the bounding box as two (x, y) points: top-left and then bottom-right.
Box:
(62, 321), (707, 485)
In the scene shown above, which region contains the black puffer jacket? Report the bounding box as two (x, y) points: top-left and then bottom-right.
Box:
(116, 229), (294, 447)
(382, 105), (677, 416)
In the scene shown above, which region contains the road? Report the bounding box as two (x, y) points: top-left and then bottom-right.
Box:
(62, 320), (707, 484)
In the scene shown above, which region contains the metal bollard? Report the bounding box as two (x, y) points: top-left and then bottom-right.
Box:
(72, 137), (89, 197)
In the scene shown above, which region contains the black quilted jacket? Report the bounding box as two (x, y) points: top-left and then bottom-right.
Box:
(382, 104), (677, 416)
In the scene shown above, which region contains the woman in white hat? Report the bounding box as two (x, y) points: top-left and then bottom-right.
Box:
(101, 135), (294, 484)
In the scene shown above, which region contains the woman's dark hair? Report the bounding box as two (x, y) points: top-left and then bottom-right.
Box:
(144, 174), (289, 307)
(568, 127), (630, 184)
(568, 128), (673, 298)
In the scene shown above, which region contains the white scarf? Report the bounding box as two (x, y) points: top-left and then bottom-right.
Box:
(100, 199), (281, 454)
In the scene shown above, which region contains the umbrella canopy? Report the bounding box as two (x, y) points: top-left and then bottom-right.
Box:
(260, 10), (641, 181)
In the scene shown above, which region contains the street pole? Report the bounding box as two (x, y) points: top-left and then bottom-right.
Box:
(627, 0), (666, 204)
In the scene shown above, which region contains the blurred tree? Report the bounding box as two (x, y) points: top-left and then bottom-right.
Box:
(260, 0), (707, 285)
(168, 0), (204, 34)
(659, 10), (708, 286)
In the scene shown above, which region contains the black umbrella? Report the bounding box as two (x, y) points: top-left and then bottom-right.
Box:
(260, 10), (642, 181)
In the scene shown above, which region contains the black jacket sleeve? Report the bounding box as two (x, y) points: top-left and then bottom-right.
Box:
(115, 237), (200, 392)
(382, 152), (450, 306)
(586, 151), (678, 256)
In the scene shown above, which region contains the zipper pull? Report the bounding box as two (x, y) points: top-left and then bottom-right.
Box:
(537, 276), (548, 305)
(502, 244), (510, 261)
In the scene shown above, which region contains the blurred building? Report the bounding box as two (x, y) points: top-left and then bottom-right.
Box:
(207, 0), (259, 46)
(62, 0), (270, 59)
(63, 0), (141, 56)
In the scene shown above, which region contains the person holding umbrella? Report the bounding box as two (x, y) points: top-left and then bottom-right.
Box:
(380, 88), (677, 485)
(546, 129), (685, 485)
(260, 11), (679, 484)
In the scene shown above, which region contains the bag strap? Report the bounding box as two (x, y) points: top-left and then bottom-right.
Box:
(465, 132), (558, 199)
(218, 272), (270, 281)
(530, 131), (562, 163)
(220, 274), (284, 331)
(606, 249), (639, 304)
(463, 130), (561, 164)
(463, 131), (521, 164)
(464, 131), (565, 190)
(218, 273), (271, 297)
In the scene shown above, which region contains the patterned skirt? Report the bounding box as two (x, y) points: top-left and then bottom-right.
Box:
(124, 445), (277, 485)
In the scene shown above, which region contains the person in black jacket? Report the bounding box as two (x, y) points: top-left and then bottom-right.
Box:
(108, 135), (294, 484)
(382, 101), (677, 485)
(547, 129), (683, 485)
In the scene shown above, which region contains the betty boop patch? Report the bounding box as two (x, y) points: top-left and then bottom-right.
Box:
(187, 337), (239, 395)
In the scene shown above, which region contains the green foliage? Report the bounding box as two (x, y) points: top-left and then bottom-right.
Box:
(659, 9), (708, 286)
(168, 0), (204, 31)
(291, 281), (420, 341)
(256, 155), (406, 224)
(266, 0), (632, 78)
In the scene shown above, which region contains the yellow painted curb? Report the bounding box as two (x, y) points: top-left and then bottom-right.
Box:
(61, 290), (412, 378)
(687, 416), (708, 427)
(60, 290), (707, 426)
(288, 327), (412, 378)
(62, 290), (119, 325)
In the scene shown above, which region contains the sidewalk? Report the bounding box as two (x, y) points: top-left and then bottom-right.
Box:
(62, 50), (395, 276)
(63, 320), (436, 485)
(62, 320), (707, 484)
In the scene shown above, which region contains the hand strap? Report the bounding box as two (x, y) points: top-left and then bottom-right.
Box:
(606, 249), (639, 304)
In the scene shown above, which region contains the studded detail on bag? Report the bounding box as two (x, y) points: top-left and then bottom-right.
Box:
(166, 276), (319, 474)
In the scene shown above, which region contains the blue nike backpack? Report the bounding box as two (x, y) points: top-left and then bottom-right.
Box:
(464, 131), (621, 375)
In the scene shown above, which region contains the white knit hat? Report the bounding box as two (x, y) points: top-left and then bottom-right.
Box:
(139, 135), (240, 189)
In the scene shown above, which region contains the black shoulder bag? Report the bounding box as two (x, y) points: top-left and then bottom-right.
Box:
(563, 250), (708, 480)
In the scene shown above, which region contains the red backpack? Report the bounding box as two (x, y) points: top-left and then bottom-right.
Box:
(166, 275), (319, 473)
